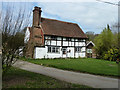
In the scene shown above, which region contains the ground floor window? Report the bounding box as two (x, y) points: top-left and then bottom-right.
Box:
(75, 47), (81, 52)
(48, 46), (60, 53)
(62, 48), (67, 54)
(87, 49), (92, 53)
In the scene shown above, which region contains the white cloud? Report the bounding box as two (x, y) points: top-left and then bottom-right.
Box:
(1, 1), (118, 33)
(37, 2), (117, 33)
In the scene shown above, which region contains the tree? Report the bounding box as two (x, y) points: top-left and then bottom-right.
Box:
(111, 23), (120, 48)
(86, 31), (95, 42)
(102, 23), (120, 61)
(1, 4), (31, 75)
(94, 25), (114, 58)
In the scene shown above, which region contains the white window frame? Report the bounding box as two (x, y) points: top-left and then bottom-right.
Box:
(48, 46), (60, 53)
(75, 47), (81, 53)
(87, 49), (92, 53)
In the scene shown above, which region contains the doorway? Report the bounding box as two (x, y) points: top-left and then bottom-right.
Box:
(62, 47), (67, 58)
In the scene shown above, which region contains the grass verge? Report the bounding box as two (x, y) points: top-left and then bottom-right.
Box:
(3, 67), (93, 88)
(20, 57), (119, 77)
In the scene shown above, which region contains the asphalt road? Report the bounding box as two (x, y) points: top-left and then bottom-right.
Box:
(13, 60), (119, 88)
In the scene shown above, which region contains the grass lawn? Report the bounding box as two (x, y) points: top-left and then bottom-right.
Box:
(3, 67), (92, 88)
(21, 58), (119, 77)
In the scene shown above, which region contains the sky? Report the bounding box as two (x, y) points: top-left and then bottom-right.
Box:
(1, 0), (119, 34)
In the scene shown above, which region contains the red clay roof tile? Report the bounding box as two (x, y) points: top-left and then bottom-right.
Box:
(41, 18), (88, 38)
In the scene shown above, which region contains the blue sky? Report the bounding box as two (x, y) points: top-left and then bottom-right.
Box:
(1, 1), (118, 34)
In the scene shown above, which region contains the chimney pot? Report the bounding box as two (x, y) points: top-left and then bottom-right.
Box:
(33, 6), (42, 27)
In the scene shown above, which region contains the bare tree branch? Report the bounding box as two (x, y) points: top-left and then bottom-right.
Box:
(1, 4), (31, 75)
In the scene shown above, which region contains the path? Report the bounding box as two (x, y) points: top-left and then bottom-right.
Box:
(13, 60), (119, 88)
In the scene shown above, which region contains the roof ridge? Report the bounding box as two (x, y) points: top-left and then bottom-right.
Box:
(41, 17), (77, 25)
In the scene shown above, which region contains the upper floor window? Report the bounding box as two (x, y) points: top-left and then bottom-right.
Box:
(63, 38), (66, 41)
(51, 36), (57, 40)
(78, 39), (85, 42)
(66, 38), (71, 41)
(57, 37), (62, 40)
(71, 38), (74, 41)
(78, 39), (81, 41)
(75, 39), (78, 41)
(45, 36), (51, 39)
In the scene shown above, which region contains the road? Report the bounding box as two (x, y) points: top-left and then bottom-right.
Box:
(13, 60), (119, 88)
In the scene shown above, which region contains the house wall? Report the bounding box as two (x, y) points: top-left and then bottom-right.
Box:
(34, 35), (86, 59)
(24, 26), (44, 58)
(34, 47), (46, 59)
(24, 27), (35, 58)
(86, 43), (96, 58)
(66, 47), (74, 58)
(24, 27), (30, 43)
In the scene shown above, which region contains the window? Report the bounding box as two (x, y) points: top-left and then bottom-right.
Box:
(66, 38), (71, 41)
(78, 39), (85, 42)
(78, 39), (82, 41)
(62, 48), (67, 54)
(87, 49), (92, 53)
(48, 46), (60, 53)
(63, 38), (66, 40)
(48, 46), (51, 52)
(75, 39), (78, 41)
(71, 38), (74, 41)
(45, 36), (51, 39)
(56, 47), (59, 52)
(57, 37), (62, 40)
(51, 36), (57, 40)
(52, 47), (55, 52)
(75, 47), (81, 52)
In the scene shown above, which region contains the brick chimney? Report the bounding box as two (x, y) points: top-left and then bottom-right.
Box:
(33, 6), (42, 27)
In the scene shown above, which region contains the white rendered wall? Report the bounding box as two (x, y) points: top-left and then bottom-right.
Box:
(63, 41), (68, 46)
(35, 36), (86, 59)
(34, 46), (62, 59)
(57, 41), (61, 46)
(44, 36), (86, 47)
(78, 42), (85, 46)
(75, 53), (86, 58)
(35, 46), (86, 59)
(34, 47), (46, 59)
(24, 27), (30, 43)
(75, 42), (79, 46)
(51, 40), (56, 45)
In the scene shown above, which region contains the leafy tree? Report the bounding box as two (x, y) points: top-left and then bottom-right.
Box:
(94, 25), (114, 58)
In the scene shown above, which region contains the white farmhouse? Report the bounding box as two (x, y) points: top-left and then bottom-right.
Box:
(24, 6), (88, 59)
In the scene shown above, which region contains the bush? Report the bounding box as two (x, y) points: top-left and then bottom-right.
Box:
(104, 48), (119, 61)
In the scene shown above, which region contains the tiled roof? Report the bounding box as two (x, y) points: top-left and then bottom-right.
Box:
(41, 18), (88, 38)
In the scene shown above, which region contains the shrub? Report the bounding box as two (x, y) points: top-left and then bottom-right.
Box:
(104, 48), (119, 61)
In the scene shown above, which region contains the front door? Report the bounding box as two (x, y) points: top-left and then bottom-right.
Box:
(62, 47), (67, 58)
